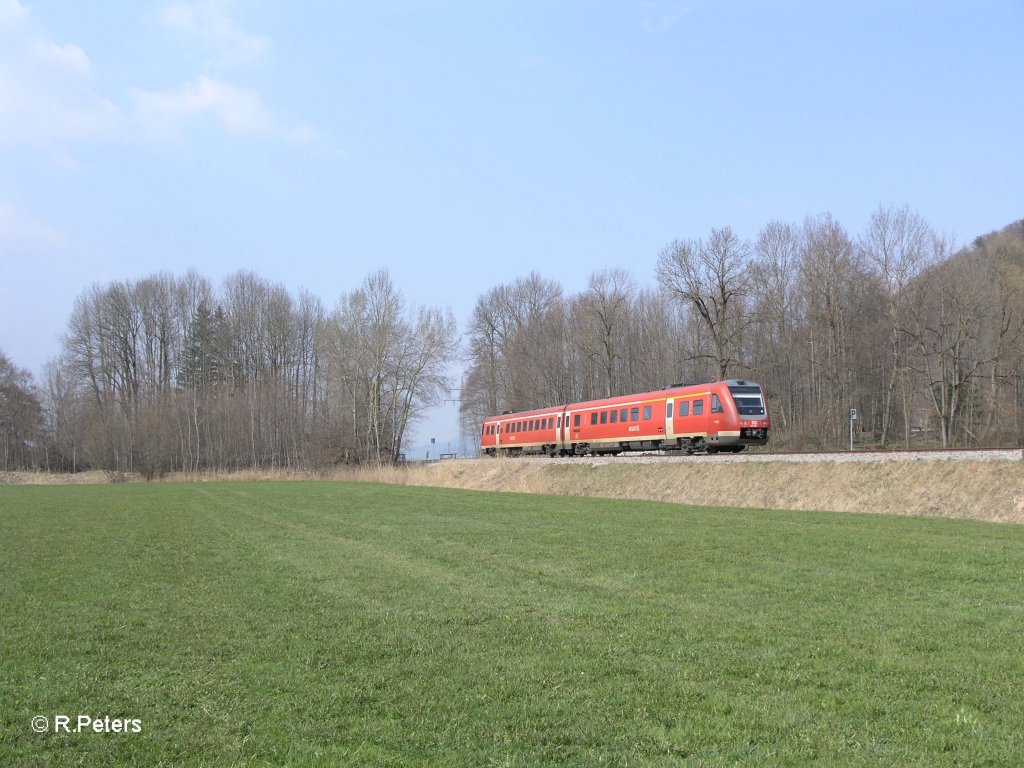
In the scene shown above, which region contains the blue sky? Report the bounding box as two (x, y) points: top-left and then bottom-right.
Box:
(2, 0), (1022, 449)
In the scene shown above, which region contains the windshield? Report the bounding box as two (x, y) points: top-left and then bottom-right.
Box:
(729, 385), (765, 416)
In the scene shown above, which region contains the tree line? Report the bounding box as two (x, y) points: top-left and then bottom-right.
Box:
(2, 269), (457, 476)
(3, 207), (1023, 474)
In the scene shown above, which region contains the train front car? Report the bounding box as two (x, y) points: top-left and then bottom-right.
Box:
(712, 379), (769, 451)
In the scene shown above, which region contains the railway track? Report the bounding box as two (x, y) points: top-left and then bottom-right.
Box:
(519, 447), (1024, 464)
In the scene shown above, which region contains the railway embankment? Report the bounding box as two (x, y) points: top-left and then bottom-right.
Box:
(397, 453), (1024, 524)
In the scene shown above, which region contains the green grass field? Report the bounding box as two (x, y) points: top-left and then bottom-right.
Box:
(1, 482), (1022, 766)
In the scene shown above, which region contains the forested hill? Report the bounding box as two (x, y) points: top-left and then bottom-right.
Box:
(2, 210), (1023, 474)
(458, 213), (1024, 452)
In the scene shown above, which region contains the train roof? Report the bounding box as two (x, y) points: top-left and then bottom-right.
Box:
(485, 380), (763, 421)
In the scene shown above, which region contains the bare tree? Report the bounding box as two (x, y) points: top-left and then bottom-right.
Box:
(0, 351), (44, 469)
(460, 273), (564, 432)
(657, 226), (752, 379)
(860, 205), (933, 447)
(909, 237), (987, 447)
(579, 268), (635, 397)
(327, 270), (458, 463)
(798, 214), (871, 446)
(750, 221), (804, 438)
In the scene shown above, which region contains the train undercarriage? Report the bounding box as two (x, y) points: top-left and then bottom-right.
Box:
(485, 437), (751, 458)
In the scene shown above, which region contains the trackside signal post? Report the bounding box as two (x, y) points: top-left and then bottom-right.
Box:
(850, 408), (857, 450)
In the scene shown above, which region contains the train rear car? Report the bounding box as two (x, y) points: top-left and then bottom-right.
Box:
(481, 406), (563, 457)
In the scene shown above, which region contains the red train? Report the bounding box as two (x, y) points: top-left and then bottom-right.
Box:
(480, 380), (769, 456)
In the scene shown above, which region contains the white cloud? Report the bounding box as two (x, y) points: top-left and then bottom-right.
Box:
(159, 0), (269, 67)
(0, 199), (69, 249)
(0, 0), (122, 146)
(0, 0), (28, 25)
(0, 1), (327, 152)
(641, 1), (692, 33)
(130, 75), (276, 140)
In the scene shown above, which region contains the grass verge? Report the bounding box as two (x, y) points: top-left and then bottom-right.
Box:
(2, 482), (1022, 766)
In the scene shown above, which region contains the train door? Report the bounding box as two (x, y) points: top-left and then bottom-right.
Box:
(665, 398), (676, 444)
(560, 409), (571, 451)
(709, 393), (723, 441)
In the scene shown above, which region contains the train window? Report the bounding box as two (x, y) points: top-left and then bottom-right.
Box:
(557, 416), (561, 428)
(643, 405), (652, 420)
(600, 411), (608, 424)
(694, 400), (704, 415)
(630, 407), (639, 422)
(729, 384), (766, 416)
(712, 395), (723, 413)
(620, 408), (628, 421)
(574, 414), (581, 427)
(679, 402), (689, 416)
(610, 410), (618, 424)
(590, 413), (598, 426)
(666, 402), (673, 418)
